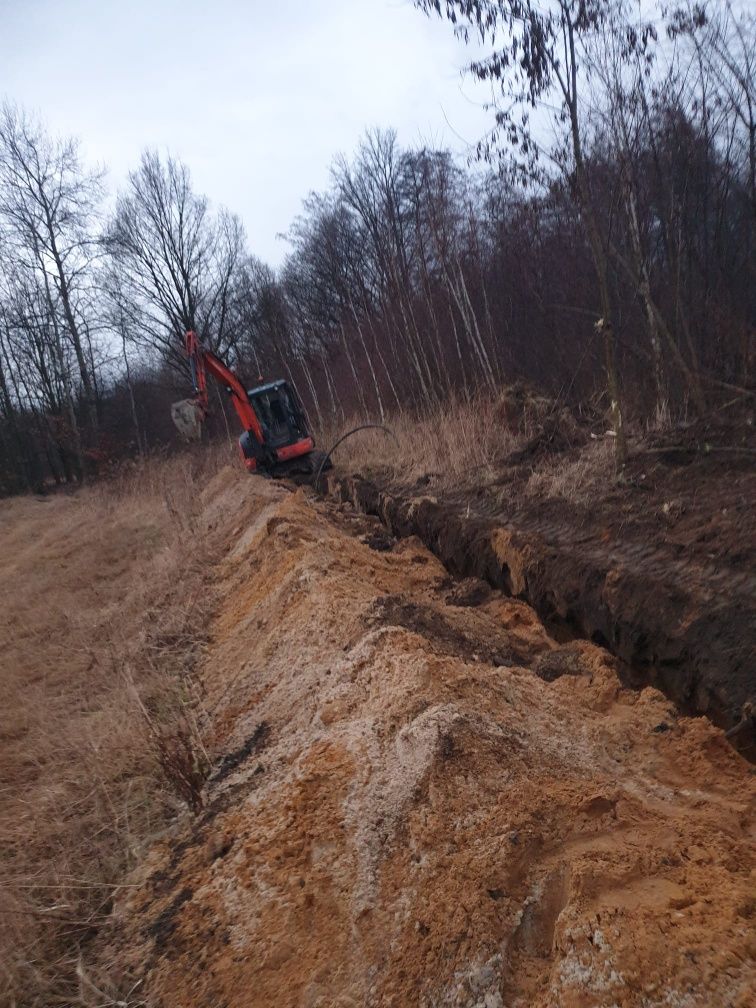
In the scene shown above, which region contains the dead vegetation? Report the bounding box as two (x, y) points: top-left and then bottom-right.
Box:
(523, 437), (616, 507)
(0, 445), (232, 1007)
(318, 387), (753, 514)
(318, 387), (608, 502)
(318, 393), (526, 486)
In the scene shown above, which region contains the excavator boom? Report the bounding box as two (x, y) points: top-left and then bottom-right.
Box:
(183, 330), (265, 445)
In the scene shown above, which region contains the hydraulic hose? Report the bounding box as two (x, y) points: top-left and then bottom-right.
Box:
(315, 424), (398, 486)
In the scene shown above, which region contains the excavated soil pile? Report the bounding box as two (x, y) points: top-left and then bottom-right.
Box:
(108, 471), (755, 1007)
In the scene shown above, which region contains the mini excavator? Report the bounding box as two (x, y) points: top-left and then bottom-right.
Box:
(171, 330), (329, 477)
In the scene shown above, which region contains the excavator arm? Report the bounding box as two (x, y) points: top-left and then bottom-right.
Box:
(184, 330), (265, 445)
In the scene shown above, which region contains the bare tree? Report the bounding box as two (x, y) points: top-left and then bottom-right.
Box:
(106, 150), (245, 366)
(0, 266), (86, 482)
(0, 103), (103, 442)
(414, 0), (642, 460)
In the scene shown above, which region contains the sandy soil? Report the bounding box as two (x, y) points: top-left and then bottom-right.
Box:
(99, 467), (755, 1008)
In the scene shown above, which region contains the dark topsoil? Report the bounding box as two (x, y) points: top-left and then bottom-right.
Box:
(324, 407), (755, 758)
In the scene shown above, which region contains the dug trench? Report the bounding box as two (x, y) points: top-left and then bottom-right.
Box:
(323, 472), (756, 759)
(101, 467), (755, 1008)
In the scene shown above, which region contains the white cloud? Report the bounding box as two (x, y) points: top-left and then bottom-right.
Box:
(0, 0), (492, 262)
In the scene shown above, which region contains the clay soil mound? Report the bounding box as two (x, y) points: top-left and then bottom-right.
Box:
(106, 471), (755, 1007)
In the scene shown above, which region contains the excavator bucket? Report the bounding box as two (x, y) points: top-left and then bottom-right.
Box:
(171, 398), (203, 442)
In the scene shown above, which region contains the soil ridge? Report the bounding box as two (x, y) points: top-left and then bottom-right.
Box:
(325, 472), (755, 756)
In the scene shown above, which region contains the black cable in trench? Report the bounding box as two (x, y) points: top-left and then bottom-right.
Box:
(315, 424), (398, 486)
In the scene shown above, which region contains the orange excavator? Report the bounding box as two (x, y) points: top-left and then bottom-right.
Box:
(171, 330), (328, 477)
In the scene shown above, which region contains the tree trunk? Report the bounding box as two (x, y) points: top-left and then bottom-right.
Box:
(38, 260), (85, 481)
(121, 333), (143, 456)
(340, 322), (369, 420)
(564, 15), (626, 464)
(46, 228), (99, 436)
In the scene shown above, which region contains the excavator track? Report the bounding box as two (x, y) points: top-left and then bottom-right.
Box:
(270, 449), (332, 483)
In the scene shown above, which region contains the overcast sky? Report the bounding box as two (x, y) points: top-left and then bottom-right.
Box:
(0, 0), (492, 264)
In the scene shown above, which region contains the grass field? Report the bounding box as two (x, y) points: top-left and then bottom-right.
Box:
(0, 448), (230, 1006)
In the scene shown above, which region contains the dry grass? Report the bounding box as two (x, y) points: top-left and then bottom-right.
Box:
(318, 394), (525, 488)
(523, 437), (617, 506)
(0, 443), (234, 1007)
(318, 391), (623, 508)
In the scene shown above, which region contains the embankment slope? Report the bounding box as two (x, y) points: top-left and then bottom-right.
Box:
(107, 470), (755, 1008)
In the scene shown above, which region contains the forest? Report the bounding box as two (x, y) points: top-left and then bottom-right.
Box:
(0, 0), (753, 495)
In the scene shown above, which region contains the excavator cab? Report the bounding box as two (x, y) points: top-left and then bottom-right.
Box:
(247, 381), (308, 449)
(238, 380), (317, 474)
